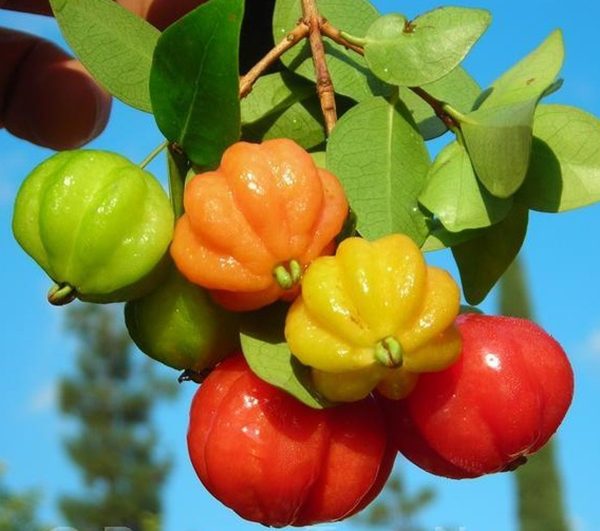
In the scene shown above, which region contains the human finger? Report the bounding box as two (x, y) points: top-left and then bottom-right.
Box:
(0, 28), (111, 150)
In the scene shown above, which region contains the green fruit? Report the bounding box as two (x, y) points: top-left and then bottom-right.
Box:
(125, 267), (240, 372)
(12, 150), (174, 304)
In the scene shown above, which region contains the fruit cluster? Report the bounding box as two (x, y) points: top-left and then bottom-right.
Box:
(12, 138), (574, 527)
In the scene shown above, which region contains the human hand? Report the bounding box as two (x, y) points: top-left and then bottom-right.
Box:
(0, 0), (206, 150)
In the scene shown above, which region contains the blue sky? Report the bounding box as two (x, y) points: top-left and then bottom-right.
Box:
(1, 1), (600, 530)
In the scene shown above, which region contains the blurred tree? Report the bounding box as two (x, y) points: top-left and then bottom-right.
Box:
(0, 464), (45, 531)
(499, 257), (569, 531)
(351, 468), (434, 531)
(58, 304), (178, 531)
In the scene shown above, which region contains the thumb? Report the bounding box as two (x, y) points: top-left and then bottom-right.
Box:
(0, 28), (112, 150)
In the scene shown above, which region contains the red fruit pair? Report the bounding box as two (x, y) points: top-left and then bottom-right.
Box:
(186, 314), (574, 526)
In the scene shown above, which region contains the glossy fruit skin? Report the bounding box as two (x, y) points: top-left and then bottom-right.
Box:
(124, 267), (240, 372)
(170, 139), (348, 311)
(285, 234), (462, 402)
(383, 313), (574, 479)
(12, 150), (174, 303)
(187, 354), (394, 527)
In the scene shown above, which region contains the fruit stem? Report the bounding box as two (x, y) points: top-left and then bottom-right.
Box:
(47, 283), (77, 306)
(273, 260), (302, 290)
(374, 336), (403, 368)
(139, 140), (169, 169)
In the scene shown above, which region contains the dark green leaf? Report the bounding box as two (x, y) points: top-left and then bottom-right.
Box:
(240, 304), (332, 409)
(420, 141), (513, 231)
(167, 146), (189, 219)
(517, 104), (600, 212)
(399, 67), (481, 140)
(50, 0), (159, 112)
(150, 0), (243, 168)
(241, 71), (314, 124)
(242, 97), (325, 150)
(364, 8), (491, 87)
(452, 205), (529, 304)
(335, 208), (359, 243)
(461, 99), (537, 198)
(273, 0), (389, 101)
(327, 95), (430, 245)
(460, 30), (564, 197)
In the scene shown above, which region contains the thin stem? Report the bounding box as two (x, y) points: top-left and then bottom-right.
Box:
(239, 23), (309, 99)
(139, 140), (169, 169)
(301, 0), (337, 134)
(410, 87), (461, 130)
(320, 21), (464, 131)
(321, 20), (365, 55)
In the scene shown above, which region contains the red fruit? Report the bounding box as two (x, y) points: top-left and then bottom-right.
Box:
(187, 354), (394, 527)
(383, 313), (574, 479)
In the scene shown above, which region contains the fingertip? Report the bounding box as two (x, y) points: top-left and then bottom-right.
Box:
(3, 39), (112, 150)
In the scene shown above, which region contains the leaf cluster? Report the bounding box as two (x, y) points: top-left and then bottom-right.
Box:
(47, 0), (600, 406)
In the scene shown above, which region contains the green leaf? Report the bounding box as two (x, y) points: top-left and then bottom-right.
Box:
(419, 141), (513, 232)
(273, 0), (389, 102)
(482, 30), (564, 109)
(399, 67), (481, 140)
(241, 71), (314, 124)
(240, 304), (332, 409)
(309, 151), (327, 168)
(150, 0), (243, 168)
(49, 0), (159, 112)
(167, 145), (189, 219)
(460, 30), (564, 197)
(452, 205), (529, 304)
(461, 98), (537, 198)
(327, 95), (430, 245)
(421, 225), (479, 252)
(242, 97), (325, 150)
(517, 104), (600, 212)
(364, 8), (491, 87)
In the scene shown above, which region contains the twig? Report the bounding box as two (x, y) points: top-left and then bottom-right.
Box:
(409, 87), (460, 129)
(320, 20), (462, 130)
(301, 0), (337, 134)
(239, 23), (309, 99)
(320, 20), (364, 55)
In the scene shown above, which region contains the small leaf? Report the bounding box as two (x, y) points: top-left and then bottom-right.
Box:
(461, 98), (537, 198)
(460, 30), (564, 197)
(452, 205), (529, 304)
(242, 97), (325, 150)
(364, 8), (491, 87)
(240, 304), (332, 409)
(50, 0), (160, 112)
(273, 0), (389, 102)
(399, 67), (481, 140)
(241, 71), (314, 124)
(420, 141), (513, 231)
(150, 0), (243, 168)
(517, 104), (600, 212)
(327, 95), (430, 245)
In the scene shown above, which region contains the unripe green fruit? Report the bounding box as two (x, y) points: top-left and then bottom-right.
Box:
(12, 150), (174, 303)
(125, 267), (240, 372)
